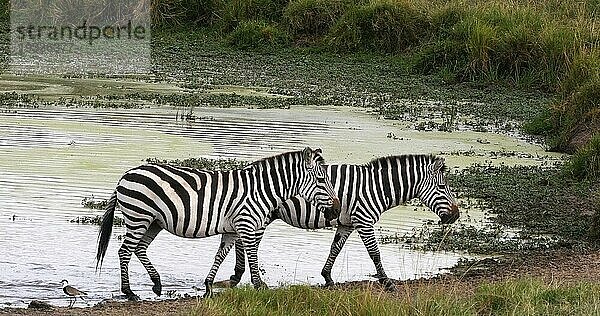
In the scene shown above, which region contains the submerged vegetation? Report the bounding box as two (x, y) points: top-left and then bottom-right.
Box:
(145, 157), (249, 170)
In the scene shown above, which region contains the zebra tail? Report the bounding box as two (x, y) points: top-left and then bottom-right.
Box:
(96, 191), (117, 272)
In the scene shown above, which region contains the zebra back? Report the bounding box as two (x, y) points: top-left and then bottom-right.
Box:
(114, 147), (336, 238)
(275, 155), (458, 229)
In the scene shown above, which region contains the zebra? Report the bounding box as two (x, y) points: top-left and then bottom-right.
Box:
(224, 154), (459, 290)
(95, 147), (340, 300)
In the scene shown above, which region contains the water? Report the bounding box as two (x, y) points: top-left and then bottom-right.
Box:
(0, 103), (560, 308)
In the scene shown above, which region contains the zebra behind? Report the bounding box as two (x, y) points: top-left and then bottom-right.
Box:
(227, 154), (459, 290)
(95, 147), (339, 300)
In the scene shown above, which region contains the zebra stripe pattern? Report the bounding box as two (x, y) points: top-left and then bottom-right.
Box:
(227, 154), (459, 289)
(96, 147), (338, 300)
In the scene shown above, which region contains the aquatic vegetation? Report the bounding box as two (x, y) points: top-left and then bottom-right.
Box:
(148, 0), (599, 159)
(380, 223), (565, 254)
(70, 215), (124, 226)
(81, 195), (109, 210)
(145, 157), (249, 170)
(449, 164), (600, 246)
(377, 161), (600, 254)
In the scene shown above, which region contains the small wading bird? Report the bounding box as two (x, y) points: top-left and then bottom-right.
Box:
(60, 280), (87, 307)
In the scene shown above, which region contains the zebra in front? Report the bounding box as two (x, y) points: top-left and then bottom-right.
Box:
(226, 154), (459, 290)
(95, 147), (339, 300)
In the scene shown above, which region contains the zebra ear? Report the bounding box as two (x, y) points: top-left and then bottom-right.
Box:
(302, 147), (314, 168)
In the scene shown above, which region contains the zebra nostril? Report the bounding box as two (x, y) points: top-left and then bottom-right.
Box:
(332, 198), (341, 211)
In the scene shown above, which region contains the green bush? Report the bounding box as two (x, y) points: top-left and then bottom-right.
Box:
(220, 0), (289, 32)
(567, 133), (600, 180)
(522, 108), (555, 137)
(226, 20), (290, 49)
(283, 0), (357, 41)
(327, 0), (428, 53)
(416, 3), (597, 91)
(151, 0), (224, 27)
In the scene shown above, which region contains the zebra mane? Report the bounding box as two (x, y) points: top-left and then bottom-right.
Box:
(365, 154), (447, 172)
(246, 149), (303, 168)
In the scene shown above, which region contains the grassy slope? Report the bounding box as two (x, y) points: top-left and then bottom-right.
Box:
(187, 281), (600, 316)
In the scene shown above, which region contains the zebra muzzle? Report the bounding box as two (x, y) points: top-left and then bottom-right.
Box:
(440, 204), (460, 224)
(323, 198), (341, 221)
(451, 203), (459, 215)
(332, 197), (341, 212)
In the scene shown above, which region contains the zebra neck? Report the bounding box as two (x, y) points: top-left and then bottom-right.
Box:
(376, 158), (422, 209)
(246, 163), (295, 210)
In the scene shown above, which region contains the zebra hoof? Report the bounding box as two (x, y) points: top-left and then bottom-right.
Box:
(323, 281), (335, 288)
(379, 278), (396, 292)
(253, 281), (268, 290)
(203, 280), (213, 299)
(126, 293), (141, 301)
(152, 283), (162, 296)
(229, 274), (241, 287)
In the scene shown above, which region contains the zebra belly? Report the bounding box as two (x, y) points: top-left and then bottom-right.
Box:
(279, 198), (335, 229)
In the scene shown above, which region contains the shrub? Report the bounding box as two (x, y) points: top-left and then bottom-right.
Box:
(567, 133), (600, 180)
(283, 0), (356, 41)
(327, 0), (429, 53)
(226, 20), (290, 49)
(151, 0), (223, 27)
(220, 0), (289, 32)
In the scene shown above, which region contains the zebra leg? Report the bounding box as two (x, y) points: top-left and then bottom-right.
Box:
(203, 233), (237, 299)
(133, 222), (163, 296)
(229, 239), (246, 287)
(357, 226), (396, 291)
(321, 225), (353, 287)
(119, 223), (151, 301)
(239, 229), (267, 290)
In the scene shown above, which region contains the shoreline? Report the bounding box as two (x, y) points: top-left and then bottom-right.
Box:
(4, 248), (600, 315)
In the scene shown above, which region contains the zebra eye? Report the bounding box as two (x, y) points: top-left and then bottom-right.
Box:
(437, 184), (446, 189)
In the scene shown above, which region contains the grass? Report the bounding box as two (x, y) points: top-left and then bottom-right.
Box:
(226, 20), (290, 49)
(185, 280), (600, 315)
(566, 133), (600, 180)
(326, 0), (428, 53)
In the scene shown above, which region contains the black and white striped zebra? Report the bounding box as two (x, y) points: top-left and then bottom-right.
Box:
(226, 155), (459, 290)
(95, 147), (339, 300)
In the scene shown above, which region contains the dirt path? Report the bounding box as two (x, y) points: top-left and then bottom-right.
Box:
(3, 250), (600, 316)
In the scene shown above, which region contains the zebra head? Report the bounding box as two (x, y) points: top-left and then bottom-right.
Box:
(298, 147), (340, 215)
(418, 157), (459, 224)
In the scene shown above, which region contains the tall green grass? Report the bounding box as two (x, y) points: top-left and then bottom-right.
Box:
(151, 0), (223, 27)
(327, 0), (428, 53)
(226, 20), (290, 49)
(188, 280), (600, 316)
(219, 0), (289, 32)
(283, 0), (357, 43)
(567, 133), (600, 180)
